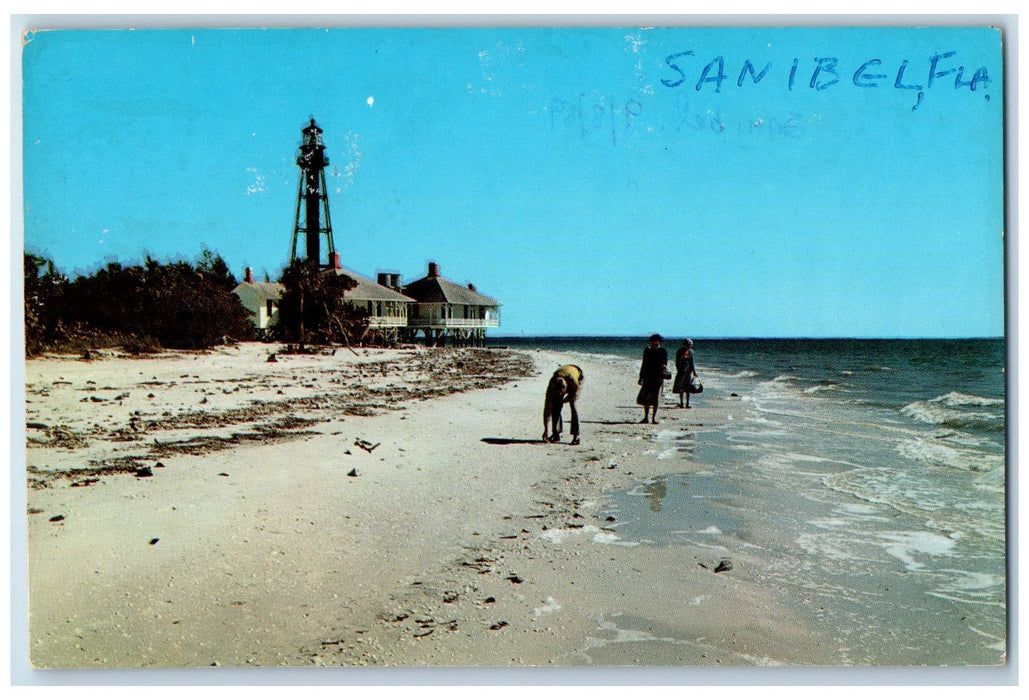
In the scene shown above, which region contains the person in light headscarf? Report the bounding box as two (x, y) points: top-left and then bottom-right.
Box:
(673, 338), (699, 408)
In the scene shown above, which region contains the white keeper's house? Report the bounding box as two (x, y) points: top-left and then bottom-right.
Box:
(232, 259), (500, 346)
(231, 269), (283, 333)
(400, 262), (500, 347)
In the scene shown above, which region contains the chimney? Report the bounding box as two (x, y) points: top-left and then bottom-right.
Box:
(244, 267), (253, 284)
(467, 283), (477, 292)
(331, 252), (341, 270)
(377, 272), (402, 290)
(428, 261), (440, 277)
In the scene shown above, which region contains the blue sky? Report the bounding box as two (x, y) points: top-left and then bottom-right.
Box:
(20, 25), (1005, 338)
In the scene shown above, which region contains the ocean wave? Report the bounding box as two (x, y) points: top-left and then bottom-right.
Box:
(974, 466), (1006, 494)
(925, 569), (1006, 607)
(823, 468), (1006, 544)
(900, 393), (1005, 432)
(896, 435), (1005, 473)
(934, 391), (1005, 407)
(879, 530), (957, 571)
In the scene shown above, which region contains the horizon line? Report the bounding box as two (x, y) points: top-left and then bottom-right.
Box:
(488, 334), (1006, 341)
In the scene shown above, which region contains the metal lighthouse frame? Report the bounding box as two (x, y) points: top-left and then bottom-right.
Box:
(289, 118), (337, 267)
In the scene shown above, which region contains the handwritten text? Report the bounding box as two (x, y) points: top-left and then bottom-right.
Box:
(660, 50), (992, 110)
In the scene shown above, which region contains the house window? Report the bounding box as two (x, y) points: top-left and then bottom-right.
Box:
(266, 300), (276, 316)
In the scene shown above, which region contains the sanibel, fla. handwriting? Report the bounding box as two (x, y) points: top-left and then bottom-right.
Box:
(660, 50), (992, 111)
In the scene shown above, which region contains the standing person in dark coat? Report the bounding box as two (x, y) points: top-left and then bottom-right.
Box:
(636, 334), (668, 424)
(673, 338), (698, 409)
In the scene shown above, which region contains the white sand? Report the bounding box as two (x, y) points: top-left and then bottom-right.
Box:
(24, 343), (833, 668)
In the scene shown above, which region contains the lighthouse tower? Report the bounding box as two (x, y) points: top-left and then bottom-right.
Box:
(289, 118), (337, 267)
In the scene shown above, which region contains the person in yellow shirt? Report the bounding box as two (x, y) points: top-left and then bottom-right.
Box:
(542, 364), (583, 445)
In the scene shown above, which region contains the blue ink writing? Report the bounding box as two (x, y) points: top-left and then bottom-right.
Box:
(853, 59), (887, 87)
(660, 50), (993, 111)
(810, 57), (840, 91)
(738, 60), (772, 87)
(697, 57), (727, 92)
(660, 51), (695, 88)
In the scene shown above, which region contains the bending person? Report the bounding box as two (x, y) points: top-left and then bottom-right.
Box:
(543, 364), (584, 445)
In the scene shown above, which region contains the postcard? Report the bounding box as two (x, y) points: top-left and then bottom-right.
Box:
(17, 22), (1007, 677)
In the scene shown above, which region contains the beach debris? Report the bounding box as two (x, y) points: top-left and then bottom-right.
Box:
(714, 559), (733, 573)
(149, 538), (159, 545)
(135, 466), (154, 478)
(347, 468), (359, 477)
(506, 574), (523, 584)
(267, 353), (278, 363)
(443, 591), (459, 604)
(26, 422), (48, 430)
(70, 477), (100, 488)
(483, 596), (496, 605)
(489, 621), (509, 631)
(155, 462), (165, 469)
(218, 472), (230, 477)
(354, 439), (380, 453)
(49, 514), (65, 523)
(461, 556), (495, 574)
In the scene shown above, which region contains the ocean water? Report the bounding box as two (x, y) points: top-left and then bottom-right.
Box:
(491, 337), (1007, 665)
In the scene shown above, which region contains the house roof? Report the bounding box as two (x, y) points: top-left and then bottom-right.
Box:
(403, 274), (500, 306)
(331, 266), (416, 303)
(235, 266), (493, 305)
(232, 281), (284, 300)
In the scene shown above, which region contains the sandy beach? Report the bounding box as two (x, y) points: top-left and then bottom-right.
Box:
(24, 342), (834, 669)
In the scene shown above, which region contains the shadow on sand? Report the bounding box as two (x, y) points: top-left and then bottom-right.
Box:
(481, 437), (545, 446)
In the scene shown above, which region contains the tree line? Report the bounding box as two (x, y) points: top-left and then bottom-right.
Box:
(23, 249), (369, 357)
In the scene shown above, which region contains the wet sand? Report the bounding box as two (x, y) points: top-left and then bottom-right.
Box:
(24, 342), (833, 669)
